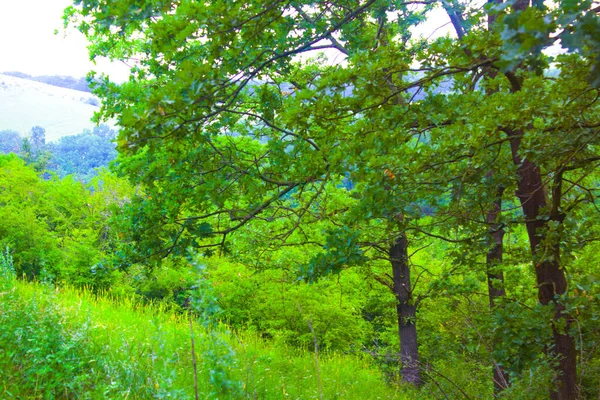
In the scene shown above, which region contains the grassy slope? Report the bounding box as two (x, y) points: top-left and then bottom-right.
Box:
(0, 74), (104, 142)
(0, 277), (419, 399)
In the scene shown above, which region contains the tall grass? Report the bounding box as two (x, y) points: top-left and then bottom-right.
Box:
(0, 274), (417, 399)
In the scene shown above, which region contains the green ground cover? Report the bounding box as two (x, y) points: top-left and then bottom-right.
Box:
(0, 266), (412, 399)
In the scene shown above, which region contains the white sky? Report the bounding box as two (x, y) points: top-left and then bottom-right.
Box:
(0, 0), (129, 80)
(0, 0), (452, 80)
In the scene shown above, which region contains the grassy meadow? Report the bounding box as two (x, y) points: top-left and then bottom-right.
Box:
(0, 73), (105, 141)
(0, 270), (418, 399)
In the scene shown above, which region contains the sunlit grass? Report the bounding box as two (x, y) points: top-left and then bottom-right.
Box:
(0, 279), (417, 399)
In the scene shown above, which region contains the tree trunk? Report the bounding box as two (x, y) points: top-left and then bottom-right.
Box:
(485, 187), (510, 393)
(390, 234), (421, 385)
(507, 131), (578, 400)
(485, 4), (511, 391)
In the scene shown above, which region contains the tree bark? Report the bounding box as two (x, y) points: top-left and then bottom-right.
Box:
(390, 233), (421, 385)
(485, 187), (510, 393)
(507, 130), (578, 400)
(485, 3), (511, 393)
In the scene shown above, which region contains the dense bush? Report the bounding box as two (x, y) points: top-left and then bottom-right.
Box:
(0, 155), (127, 287)
(207, 257), (374, 351)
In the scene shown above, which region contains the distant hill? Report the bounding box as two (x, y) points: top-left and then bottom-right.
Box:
(2, 71), (92, 93)
(0, 73), (111, 142)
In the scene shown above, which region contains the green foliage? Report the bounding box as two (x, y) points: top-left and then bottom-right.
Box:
(190, 256), (242, 398)
(489, 302), (554, 376)
(20, 134), (51, 173)
(56, 0), (600, 396)
(304, 226), (368, 281)
(0, 274), (406, 399)
(0, 124), (117, 182)
(207, 257), (374, 351)
(0, 247), (15, 281)
(495, 0), (600, 86)
(0, 155), (129, 288)
(48, 124), (117, 182)
(0, 155), (59, 276)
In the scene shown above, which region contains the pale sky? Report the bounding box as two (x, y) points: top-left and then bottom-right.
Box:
(0, 0), (452, 80)
(0, 0), (129, 80)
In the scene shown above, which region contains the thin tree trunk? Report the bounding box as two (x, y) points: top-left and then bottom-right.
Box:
(485, 187), (510, 393)
(390, 233), (421, 385)
(507, 130), (578, 400)
(480, 2), (511, 393)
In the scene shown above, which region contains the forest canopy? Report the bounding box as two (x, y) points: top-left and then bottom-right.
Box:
(51, 0), (600, 398)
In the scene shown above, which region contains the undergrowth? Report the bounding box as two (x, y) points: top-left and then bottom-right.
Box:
(0, 264), (413, 399)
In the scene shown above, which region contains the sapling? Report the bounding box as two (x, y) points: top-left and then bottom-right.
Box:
(188, 252), (242, 399)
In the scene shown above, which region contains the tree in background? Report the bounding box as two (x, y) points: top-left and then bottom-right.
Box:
(48, 124), (117, 181)
(0, 130), (22, 154)
(30, 126), (46, 148)
(20, 126), (50, 172)
(89, 124), (116, 140)
(0, 124), (117, 181)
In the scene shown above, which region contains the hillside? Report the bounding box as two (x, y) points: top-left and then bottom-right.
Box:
(2, 71), (91, 92)
(0, 73), (106, 142)
(0, 272), (404, 399)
